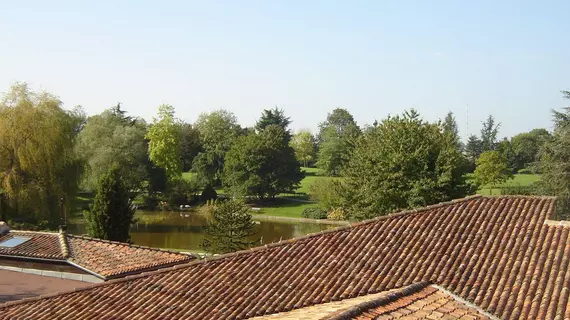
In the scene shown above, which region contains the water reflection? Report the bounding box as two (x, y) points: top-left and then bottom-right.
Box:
(67, 211), (338, 251)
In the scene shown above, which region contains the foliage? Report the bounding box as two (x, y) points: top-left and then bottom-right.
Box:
(192, 109), (242, 186)
(308, 178), (344, 211)
(340, 109), (474, 220)
(442, 111), (461, 149)
(180, 123), (202, 172)
(164, 177), (200, 207)
(537, 91), (570, 210)
(316, 108), (361, 176)
(255, 107), (291, 137)
(465, 135), (483, 170)
(510, 129), (551, 172)
(480, 115), (500, 152)
(290, 131), (316, 167)
(84, 166), (135, 242)
(201, 185), (218, 202)
(301, 207), (328, 219)
(327, 207), (346, 221)
(76, 107), (150, 191)
(0, 83), (84, 226)
(223, 124), (304, 199)
(201, 200), (257, 254)
(473, 151), (513, 193)
(500, 184), (537, 196)
(146, 105), (182, 179)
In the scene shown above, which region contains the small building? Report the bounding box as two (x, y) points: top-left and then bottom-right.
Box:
(0, 223), (195, 283)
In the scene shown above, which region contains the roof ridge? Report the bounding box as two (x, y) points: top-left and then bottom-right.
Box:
(65, 234), (191, 256)
(326, 282), (432, 320)
(0, 195), (486, 310)
(8, 230), (60, 235)
(432, 284), (500, 320)
(58, 231), (70, 259)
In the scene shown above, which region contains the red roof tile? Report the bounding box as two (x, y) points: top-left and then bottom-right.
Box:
(0, 231), (65, 260)
(0, 230), (193, 279)
(0, 196), (566, 319)
(66, 235), (194, 278)
(325, 283), (491, 319)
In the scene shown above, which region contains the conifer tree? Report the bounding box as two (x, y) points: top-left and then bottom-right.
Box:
(201, 200), (256, 254)
(84, 166), (135, 242)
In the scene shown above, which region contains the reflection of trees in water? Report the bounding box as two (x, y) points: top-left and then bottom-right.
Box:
(69, 216), (339, 251)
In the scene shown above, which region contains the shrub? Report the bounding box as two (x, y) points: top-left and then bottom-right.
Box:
(308, 179), (344, 211)
(517, 168), (533, 174)
(501, 184), (537, 196)
(327, 207), (347, 221)
(301, 207), (327, 219)
(164, 178), (200, 207)
(201, 185), (218, 202)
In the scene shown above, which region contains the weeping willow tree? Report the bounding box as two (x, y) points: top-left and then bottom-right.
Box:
(0, 83), (84, 227)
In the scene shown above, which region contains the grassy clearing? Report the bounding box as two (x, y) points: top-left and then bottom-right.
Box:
(473, 173), (541, 195)
(250, 198), (318, 218)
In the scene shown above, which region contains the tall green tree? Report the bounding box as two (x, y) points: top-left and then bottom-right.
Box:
(481, 115), (500, 152)
(255, 107), (291, 135)
(146, 105), (182, 179)
(442, 111), (461, 149)
(537, 91), (570, 218)
(340, 109), (473, 220)
(510, 128), (552, 171)
(290, 131), (316, 167)
(0, 83), (84, 227)
(180, 123), (202, 172)
(465, 135), (483, 170)
(84, 166), (135, 242)
(77, 108), (150, 191)
(316, 108), (361, 176)
(224, 125), (304, 199)
(192, 109), (242, 186)
(201, 200), (256, 254)
(473, 151), (513, 194)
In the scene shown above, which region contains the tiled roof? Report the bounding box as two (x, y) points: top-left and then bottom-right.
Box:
(326, 283), (492, 320)
(0, 231), (65, 260)
(0, 196), (567, 319)
(0, 230), (194, 279)
(66, 235), (194, 278)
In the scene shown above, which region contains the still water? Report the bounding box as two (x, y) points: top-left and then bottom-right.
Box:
(68, 211), (339, 251)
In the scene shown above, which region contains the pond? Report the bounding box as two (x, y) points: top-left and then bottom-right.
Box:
(67, 210), (340, 252)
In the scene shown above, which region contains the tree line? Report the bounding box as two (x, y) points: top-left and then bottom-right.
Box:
(1, 82), (569, 243)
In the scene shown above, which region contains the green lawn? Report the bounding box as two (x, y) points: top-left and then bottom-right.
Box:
(252, 199), (318, 218)
(473, 173), (541, 195)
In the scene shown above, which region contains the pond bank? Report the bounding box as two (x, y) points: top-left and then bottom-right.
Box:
(252, 214), (349, 226)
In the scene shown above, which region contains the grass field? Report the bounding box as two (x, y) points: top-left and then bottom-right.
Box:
(475, 173), (541, 195)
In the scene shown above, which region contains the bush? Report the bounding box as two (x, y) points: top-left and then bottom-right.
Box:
(132, 193), (159, 210)
(327, 207), (347, 221)
(201, 185), (218, 202)
(164, 178), (200, 208)
(517, 168), (534, 174)
(301, 207), (328, 219)
(501, 184), (537, 195)
(308, 179), (344, 211)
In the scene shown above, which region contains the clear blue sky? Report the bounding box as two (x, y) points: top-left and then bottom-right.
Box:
(1, 1), (568, 140)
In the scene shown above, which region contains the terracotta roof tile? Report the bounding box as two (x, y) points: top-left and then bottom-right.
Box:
(0, 231), (64, 260)
(0, 195), (567, 319)
(0, 230), (194, 279)
(65, 235), (194, 278)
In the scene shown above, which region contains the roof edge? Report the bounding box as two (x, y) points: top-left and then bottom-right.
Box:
(325, 282), (431, 320)
(432, 284), (500, 320)
(65, 234), (194, 256)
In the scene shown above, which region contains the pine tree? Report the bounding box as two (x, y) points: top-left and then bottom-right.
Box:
(84, 166), (135, 242)
(201, 200), (257, 254)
